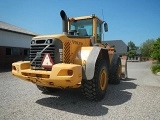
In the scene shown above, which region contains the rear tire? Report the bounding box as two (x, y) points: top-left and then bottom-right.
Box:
(82, 59), (108, 101)
(109, 58), (121, 84)
(36, 85), (57, 93)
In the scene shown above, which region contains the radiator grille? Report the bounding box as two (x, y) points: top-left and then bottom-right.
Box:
(30, 44), (55, 69)
(63, 42), (70, 63)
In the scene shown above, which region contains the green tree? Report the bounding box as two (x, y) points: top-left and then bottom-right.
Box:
(127, 41), (137, 58)
(127, 50), (136, 58)
(128, 41), (137, 51)
(140, 39), (155, 57)
(151, 38), (160, 62)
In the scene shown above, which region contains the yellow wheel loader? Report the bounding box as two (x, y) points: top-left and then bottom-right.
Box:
(12, 10), (127, 101)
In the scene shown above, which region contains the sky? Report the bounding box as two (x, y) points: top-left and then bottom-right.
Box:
(0, 0), (160, 46)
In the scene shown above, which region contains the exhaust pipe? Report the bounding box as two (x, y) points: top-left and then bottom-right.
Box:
(60, 10), (68, 35)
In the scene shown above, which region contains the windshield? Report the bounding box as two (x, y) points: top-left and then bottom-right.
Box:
(69, 19), (93, 36)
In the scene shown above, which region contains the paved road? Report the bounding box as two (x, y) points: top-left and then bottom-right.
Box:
(0, 61), (160, 120)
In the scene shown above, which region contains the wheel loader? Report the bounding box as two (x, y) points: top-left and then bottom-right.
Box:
(12, 10), (127, 101)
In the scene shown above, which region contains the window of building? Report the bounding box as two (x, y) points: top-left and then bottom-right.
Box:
(24, 49), (29, 55)
(6, 47), (20, 56)
(6, 48), (12, 55)
(119, 55), (122, 57)
(12, 48), (20, 55)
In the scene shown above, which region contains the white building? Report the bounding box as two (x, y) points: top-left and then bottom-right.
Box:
(0, 21), (37, 68)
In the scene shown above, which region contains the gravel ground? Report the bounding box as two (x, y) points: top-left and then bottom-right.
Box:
(0, 61), (160, 120)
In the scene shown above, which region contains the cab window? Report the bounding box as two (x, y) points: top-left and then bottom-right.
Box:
(70, 19), (93, 36)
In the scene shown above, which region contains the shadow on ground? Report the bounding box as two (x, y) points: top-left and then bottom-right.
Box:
(0, 68), (11, 73)
(36, 78), (137, 116)
(125, 78), (137, 81)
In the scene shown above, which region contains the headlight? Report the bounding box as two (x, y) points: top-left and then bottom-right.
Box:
(31, 40), (35, 44)
(46, 39), (53, 44)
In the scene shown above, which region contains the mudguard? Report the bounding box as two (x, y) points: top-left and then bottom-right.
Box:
(82, 47), (110, 80)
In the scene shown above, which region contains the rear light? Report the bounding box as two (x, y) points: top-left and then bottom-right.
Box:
(67, 70), (73, 76)
(12, 66), (16, 70)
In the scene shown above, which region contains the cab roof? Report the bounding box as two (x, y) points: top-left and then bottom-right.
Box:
(69, 15), (103, 23)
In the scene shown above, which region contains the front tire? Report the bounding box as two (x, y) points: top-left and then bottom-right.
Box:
(82, 59), (108, 101)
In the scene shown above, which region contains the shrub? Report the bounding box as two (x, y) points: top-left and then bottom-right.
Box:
(151, 64), (160, 74)
(151, 38), (160, 62)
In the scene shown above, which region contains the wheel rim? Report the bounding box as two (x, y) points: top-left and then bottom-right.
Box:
(100, 69), (107, 90)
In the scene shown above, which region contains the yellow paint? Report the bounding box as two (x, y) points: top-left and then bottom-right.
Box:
(100, 69), (108, 90)
(12, 62), (82, 88)
(74, 47), (93, 65)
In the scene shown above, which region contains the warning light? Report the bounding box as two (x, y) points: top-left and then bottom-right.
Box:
(67, 70), (73, 76)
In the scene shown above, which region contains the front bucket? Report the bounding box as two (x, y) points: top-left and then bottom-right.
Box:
(121, 58), (128, 80)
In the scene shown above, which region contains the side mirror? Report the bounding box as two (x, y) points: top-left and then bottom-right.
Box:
(104, 22), (108, 32)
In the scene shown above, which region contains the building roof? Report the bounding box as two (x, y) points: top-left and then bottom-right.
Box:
(0, 21), (37, 36)
(102, 40), (128, 55)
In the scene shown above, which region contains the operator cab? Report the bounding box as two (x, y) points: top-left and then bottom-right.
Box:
(68, 15), (108, 43)
(60, 10), (108, 43)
